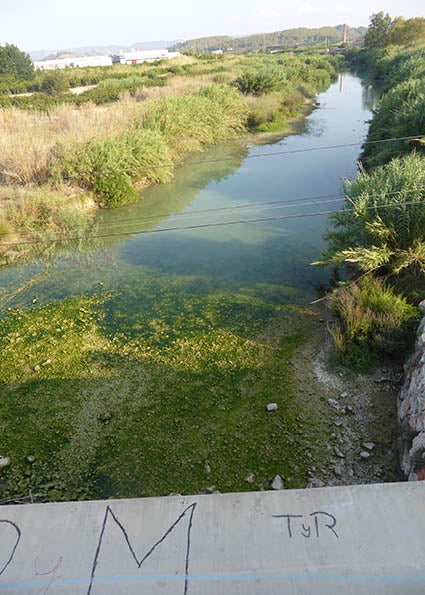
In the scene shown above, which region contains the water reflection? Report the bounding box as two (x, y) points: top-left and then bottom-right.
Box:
(0, 74), (375, 314)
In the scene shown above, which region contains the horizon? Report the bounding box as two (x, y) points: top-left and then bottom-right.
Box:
(1, 0), (424, 53)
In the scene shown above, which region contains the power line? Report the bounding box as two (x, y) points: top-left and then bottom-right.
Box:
(89, 187), (425, 232)
(56, 134), (425, 178)
(2, 199), (425, 249)
(2, 187), (424, 238)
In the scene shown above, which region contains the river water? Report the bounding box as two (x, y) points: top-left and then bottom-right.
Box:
(0, 73), (373, 311)
(0, 74), (378, 498)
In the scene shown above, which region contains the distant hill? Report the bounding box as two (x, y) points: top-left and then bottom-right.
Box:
(30, 40), (181, 60)
(170, 26), (366, 53)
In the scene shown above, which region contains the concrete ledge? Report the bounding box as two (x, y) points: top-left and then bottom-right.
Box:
(0, 482), (424, 594)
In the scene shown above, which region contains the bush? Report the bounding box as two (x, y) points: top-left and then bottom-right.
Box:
(234, 67), (287, 96)
(328, 276), (419, 370)
(41, 71), (70, 95)
(361, 78), (425, 168)
(318, 155), (425, 276)
(51, 129), (173, 207)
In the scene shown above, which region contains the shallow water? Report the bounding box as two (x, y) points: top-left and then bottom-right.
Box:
(0, 74), (374, 315)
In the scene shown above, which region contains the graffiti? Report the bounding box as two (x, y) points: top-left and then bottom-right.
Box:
(34, 555), (64, 594)
(0, 519), (21, 576)
(87, 503), (197, 594)
(272, 511), (339, 539)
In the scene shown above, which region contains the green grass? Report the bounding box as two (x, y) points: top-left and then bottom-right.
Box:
(0, 283), (332, 502)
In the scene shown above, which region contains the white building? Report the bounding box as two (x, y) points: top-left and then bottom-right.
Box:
(34, 55), (113, 70)
(35, 50), (181, 70)
(111, 50), (181, 65)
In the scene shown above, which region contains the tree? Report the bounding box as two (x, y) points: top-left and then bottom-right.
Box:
(389, 17), (425, 46)
(0, 44), (34, 80)
(364, 12), (393, 49)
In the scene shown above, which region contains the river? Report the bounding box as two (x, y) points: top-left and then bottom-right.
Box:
(0, 74), (380, 500)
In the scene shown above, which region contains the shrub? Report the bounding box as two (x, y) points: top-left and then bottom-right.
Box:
(41, 71), (70, 95)
(234, 67), (287, 96)
(317, 155), (425, 277)
(328, 276), (419, 370)
(51, 129), (173, 207)
(362, 78), (425, 168)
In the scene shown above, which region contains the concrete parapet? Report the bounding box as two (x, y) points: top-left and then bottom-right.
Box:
(0, 482), (424, 593)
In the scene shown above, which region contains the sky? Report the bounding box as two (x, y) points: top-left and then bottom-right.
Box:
(1, 0), (424, 52)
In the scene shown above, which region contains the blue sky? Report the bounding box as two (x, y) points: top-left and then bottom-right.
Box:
(2, 0), (425, 51)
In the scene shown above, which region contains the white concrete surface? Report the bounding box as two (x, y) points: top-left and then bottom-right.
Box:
(0, 482), (424, 594)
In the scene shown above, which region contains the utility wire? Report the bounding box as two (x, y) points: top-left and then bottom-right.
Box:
(2, 199), (425, 249)
(1, 187), (424, 238)
(14, 133), (422, 185)
(88, 187), (425, 232)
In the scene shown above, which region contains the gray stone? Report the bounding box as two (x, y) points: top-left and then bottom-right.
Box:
(306, 478), (325, 488)
(245, 473), (255, 484)
(205, 463), (211, 474)
(266, 403), (278, 412)
(271, 475), (284, 490)
(362, 442), (375, 451)
(328, 398), (340, 410)
(334, 447), (345, 458)
(340, 392), (349, 398)
(360, 451), (371, 460)
(27, 455), (36, 464)
(333, 463), (342, 476)
(0, 456), (10, 469)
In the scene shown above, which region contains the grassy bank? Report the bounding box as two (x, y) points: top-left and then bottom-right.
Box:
(0, 52), (340, 264)
(318, 42), (425, 369)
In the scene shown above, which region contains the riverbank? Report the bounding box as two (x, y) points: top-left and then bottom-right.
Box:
(0, 52), (340, 265)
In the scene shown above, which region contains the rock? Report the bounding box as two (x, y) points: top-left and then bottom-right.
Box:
(360, 451), (371, 459)
(334, 420), (343, 427)
(40, 359), (51, 367)
(328, 398), (340, 410)
(33, 365), (41, 372)
(306, 478), (325, 488)
(363, 442), (375, 451)
(27, 455), (36, 464)
(271, 475), (284, 490)
(346, 405), (354, 413)
(375, 376), (390, 383)
(205, 463), (211, 474)
(0, 457), (10, 469)
(418, 300), (425, 314)
(334, 447), (345, 458)
(245, 473), (255, 484)
(340, 392), (349, 398)
(334, 463), (342, 476)
(266, 403), (278, 412)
